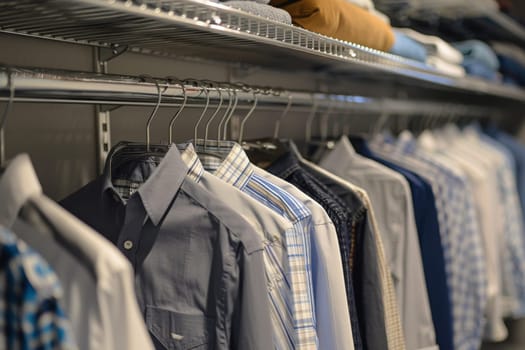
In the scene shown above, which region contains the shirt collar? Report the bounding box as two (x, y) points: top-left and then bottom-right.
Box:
(339, 135), (357, 155)
(178, 143), (204, 182)
(264, 141), (300, 179)
(193, 139), (254, 189)
(0, 154), (43, 228)
(102, 145), (189, 226)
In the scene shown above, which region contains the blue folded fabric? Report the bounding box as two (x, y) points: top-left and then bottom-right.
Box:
(462, 58), (499, 81)
(454, 40), (499, 71)
(389, 31), (427, 62)
(498, 54), (525, 86)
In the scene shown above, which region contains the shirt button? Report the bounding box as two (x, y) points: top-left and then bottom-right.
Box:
(123, 240), (134, 250)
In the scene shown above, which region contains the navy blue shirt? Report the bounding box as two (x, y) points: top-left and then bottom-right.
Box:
(351, 137), (454, 350)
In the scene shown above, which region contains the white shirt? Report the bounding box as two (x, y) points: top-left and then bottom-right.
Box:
(321, 136), (437, 350)
(0, 154), (154, 350)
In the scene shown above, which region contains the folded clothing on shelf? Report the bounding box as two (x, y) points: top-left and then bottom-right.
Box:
(492, 42), (525, 67)
(491, 42), (525, 86)
(426, 56), (466, 77)
(454, 40), (500, 71)
(270, 0), (395, 52)
(389, 31), (427, 62)
(498, 54), (525, 86)
(452, 40), (500, 81)
(462, 58), (500, 82)
(395, 28), (463, 64)
(345, 0), (391, 23)
(223, 1), (292, 23)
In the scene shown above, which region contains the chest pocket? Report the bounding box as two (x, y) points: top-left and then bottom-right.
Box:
(146, 306), (214, 350)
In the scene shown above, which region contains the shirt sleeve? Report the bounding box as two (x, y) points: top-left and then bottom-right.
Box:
(231, 245), (273, 350)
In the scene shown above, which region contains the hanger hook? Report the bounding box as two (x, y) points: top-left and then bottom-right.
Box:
(194, 84), (211, 143)
(372, 101), (390, 138)
(167, 78), (187, 145)
(217, 87), (232, 141)
(0, 68), (14, 133)
(144, 78), (166, 152)
(305, 94), (319, 142)
(274, 93), (293, 139)
(223, 89), (239, 140)
(204, 87), (224, 149)
(0, 68), (14, 164)
(318, 96), (336, 142)
(238, 90), (258, 143)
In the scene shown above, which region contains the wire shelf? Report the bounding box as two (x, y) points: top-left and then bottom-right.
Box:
(0, 0), (524, 102)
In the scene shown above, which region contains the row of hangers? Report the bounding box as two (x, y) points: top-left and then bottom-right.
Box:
(0, 68), (491, 169)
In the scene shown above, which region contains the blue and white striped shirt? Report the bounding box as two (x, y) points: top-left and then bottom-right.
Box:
(193, 140), (319, 350)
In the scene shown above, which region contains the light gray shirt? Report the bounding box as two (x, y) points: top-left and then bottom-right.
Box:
(321, 136), (437, 350)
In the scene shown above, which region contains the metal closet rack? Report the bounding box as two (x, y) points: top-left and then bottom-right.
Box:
(0, 0), (524, 102)
(0, 66), (499, 170)
(0, 67), (495, 117)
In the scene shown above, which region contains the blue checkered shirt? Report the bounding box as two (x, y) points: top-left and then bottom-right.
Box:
(372, 139), (488, 350)
(0, 227), (77, 350)
(193, 140), (318, 350)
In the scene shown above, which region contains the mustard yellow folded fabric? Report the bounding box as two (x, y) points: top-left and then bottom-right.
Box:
(270, 0), (395, 52)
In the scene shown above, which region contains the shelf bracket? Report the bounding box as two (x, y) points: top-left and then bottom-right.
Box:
(96, 44), (128, 73)
(93, 45), (127, 173)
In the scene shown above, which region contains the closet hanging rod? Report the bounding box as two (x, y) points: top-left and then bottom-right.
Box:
(0, 67), (494, 118)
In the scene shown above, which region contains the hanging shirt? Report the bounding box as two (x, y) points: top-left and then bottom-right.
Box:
(466, 128), (525, 318)
(320, 136), (437, 350)
(0, 154), (154, 350)
(253, 166), (356, 350)
(485, 127), (525, 225)
(371, 135), (488, 350)
(0, 226), (77, 350)
(60, 145), (272, 350)
(429, 128), (508, 341)
(264, 142), (393, 350)
(191, 140), (318, 350)
(350, 137), (455, 350)
(298, 155), (406, 350)
(178, 143), (299, 350)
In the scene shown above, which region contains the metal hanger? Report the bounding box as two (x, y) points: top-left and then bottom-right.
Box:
(216, 87), (232, 141)
(193, 82), (211, 143)
(273, 93), (293, 139)
(167, 78), (187, 145)
(204, 86), (224, 149)
(238, 89), (258, 143)
(307, 96), (334, 144)
(222, 89), (239, 140)
(305, 94), (319, 143)
(145, 78), (167, 152)
(0, 67), (14, 165)
(105, 76), (169, 179)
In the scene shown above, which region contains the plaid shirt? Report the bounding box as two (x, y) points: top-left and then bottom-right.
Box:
(372, 139), (488, 350)
(193, 140), (318, 350)
(0, 227), (77, 350)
